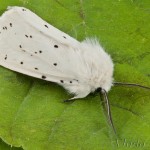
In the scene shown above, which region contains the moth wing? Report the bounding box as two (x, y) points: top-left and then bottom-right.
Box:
(0, 6), (87, 86)
(7, 6), (79, 47)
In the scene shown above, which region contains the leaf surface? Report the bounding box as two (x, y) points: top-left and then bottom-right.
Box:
(0, 0), (150, 149)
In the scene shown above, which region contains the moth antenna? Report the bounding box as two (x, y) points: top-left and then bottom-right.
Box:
(100, 88), (117, 135)
(113, 82), (150, 90)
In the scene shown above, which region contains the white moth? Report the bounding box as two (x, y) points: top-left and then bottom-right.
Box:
(0, 6), (114, 98)
(0, 6), (149, 134)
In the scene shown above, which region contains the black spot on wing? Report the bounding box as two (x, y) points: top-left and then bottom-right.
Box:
(4, 55), (7, 60)
(60, 80), (64, 83)
(44, 25), (48, 28)
(22, 9), (26, 11)
(73, 79), (79, 83)
(10, 23), (12, 27)
(54, 45), (58, 48)
(25, 35), (33, 38)
(42, 75), (46, 79)
(3, 27), (7, 30)
(53, 63), (57, 66)
(20, 61), (23, 64)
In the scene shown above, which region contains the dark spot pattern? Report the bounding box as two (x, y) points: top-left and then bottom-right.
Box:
(22, 9), (26, 11)
(42, 75), (46, 79)
(53, 63), (57, 66)
(54, 45), (58, 48)
(4, 55), (7, 60)
(0, 13), (73, 86)
(60, 80), (64, 83)
(22, 50), (26, 52)
(25, 35), (33, 38)
(44, 25), (48, 28)
(3, 27), (7, 30)
(74, 79), (79, 82)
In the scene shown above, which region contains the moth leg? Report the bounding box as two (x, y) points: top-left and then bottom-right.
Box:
(64, 89), (90, 102)
(100, 89), (117, 135)
(64, 96), (81, 102)
(64, 98), (75, 103)
(63, 94), (88, 102)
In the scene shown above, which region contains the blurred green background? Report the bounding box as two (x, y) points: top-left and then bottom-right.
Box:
(0, 0), (150, 150)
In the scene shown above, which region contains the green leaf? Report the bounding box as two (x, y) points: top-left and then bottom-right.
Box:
(0, 138), (22, 150)
(0, 0), (150, 150)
